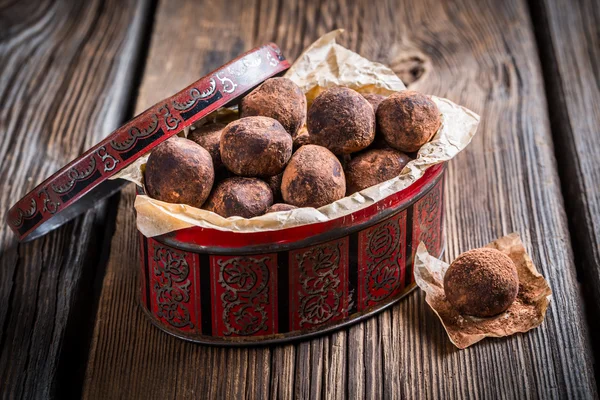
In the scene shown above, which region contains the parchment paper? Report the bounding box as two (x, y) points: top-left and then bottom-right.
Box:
(113, 30), (480, 237)
(413, 233), (552, 349)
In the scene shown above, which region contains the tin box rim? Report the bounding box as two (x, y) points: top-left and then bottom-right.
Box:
(144, 163), (446, 255)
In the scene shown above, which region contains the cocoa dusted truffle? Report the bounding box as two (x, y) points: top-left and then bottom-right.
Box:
(444, 248), (519, 317)
(203, 177), (273, 218)
(240, 77), (307, 137)
(265, 203), (298, 213)
(187, 123), (225, 170)
(362, 93), (387, 113)
(220, 116), (293, 177)
(281, 145), (345, 208)
(307, 87), (375, 154)
(293, 130), (312, 150)
(265, 172), (283, 202)
(145, 137), (214, 208)
(345, 148), (411, 194)
(377, 90), (441, 152)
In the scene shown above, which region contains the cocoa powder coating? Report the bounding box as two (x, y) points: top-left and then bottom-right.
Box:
(281, 145), (346, 208)
(362, 93), (387, 113)
(444, 248), (519, 317)
(377, 90), (441, 152)
(265, 203), (298, 213)
(265, 172), (283, 201)
(345, 148), (411, 194)
(145, 137), (214, 208)
(203, 177), (273, 218)
(220, 116), (293, 177)
(187, 123), (225, 170)
(307, 87), (375, 154)
(240, 77), (307, 137)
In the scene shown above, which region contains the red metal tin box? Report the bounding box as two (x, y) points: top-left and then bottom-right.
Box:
(7, 43), (445, 345)
(138, 163), (445, 345)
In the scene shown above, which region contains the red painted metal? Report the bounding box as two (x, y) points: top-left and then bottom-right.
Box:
(139, 165), (446, 345)
(7, 44), (290, 241)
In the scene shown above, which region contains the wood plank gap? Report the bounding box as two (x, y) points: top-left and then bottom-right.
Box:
(526, 0), (600, 386)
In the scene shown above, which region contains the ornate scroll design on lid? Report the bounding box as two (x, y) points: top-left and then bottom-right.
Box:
(266, 51), (279, 67)
(110, 114), (159, 152)
(12, 198), (37, 227)
(158, 104), (181, 131)
(218, 256), (270, 336)
(96, 146), (119, 172)
(216, 73), (237, 94)
(38, 188), (59, 214)
(172, 79), (217, 111)
(153, 246), (193, 329)
(296, 242), (343, 327)
(365, 220), (401, 303)
(50, 157), (97, 194)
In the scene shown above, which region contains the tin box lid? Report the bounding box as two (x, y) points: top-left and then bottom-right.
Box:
(7, 44), (290, 242)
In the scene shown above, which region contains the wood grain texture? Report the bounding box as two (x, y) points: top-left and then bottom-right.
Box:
(0, 0), (149, 398)
(529, 0), (600, 376)
(82, 0), (598, 399)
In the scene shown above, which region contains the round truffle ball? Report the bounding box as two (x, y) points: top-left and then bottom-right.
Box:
(345, 148), (411, 194)
(220, 116), (293, 177)
(377, 90), (441, 152)
(293, 130), (312, 150)
(240, 77), (307, 137)
(281, 145), (346, 208)
(307, 87), (375, 154)
(265, 203), (298, 213)
(362, 93), (387, 113)
(203, 177), (273, 218)
(187, 123), (225, 169)
(443, 248), (519, 317)
(145, 137), (214, 208)
(265, 172), (283, 201)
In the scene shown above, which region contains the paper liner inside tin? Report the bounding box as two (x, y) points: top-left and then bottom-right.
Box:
(413, 232), (552, 349)
(114, 30), (480, 237)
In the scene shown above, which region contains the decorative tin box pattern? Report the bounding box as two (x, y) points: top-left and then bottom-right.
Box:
(139, 166), (445, 345)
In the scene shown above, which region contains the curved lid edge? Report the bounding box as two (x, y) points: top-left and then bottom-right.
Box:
(7, 43), (290, 242)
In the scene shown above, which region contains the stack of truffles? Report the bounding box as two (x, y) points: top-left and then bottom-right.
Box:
(144, 77), (441, 218)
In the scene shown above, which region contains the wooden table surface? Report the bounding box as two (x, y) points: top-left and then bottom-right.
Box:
(1, 0), (599, 398)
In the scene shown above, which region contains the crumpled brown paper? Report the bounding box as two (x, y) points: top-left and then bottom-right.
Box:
(413, 233), (552, 349)
(113, 30), (480, 237)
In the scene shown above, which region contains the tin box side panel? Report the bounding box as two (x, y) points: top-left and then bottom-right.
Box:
(357, 210), (408, 312)
(209, 253), (278, 337)
(412, 177), (445, 268)
(288, 238), (350, 331)
(146, 238), (201, 333)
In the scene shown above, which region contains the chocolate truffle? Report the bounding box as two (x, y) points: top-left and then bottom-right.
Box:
(307, 87), (375, 154)
(293, 130), (312, 150)
(220, 116), (293, 177)
(345, 148), (411, 194)
(145, 137), (214, 208)
(265, 172), (283, 201)
(281, 145), (346, 208)
(362, 93), (387, 113)
(377, 90), (441, 152)
(265, 203), (298, 213)
(203, 177), (273, 218)
(187, 123), (225, 169)
(241, 77), (307, 137)
(444, 248), (519, 318)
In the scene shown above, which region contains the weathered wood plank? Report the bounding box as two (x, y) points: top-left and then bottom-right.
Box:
(529, 0), (600, 376)
(83, 0), (597, 399)
(0, 0), (150, 398)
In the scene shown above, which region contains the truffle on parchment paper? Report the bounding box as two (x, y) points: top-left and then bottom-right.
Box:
(413, 233), (552, 349)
